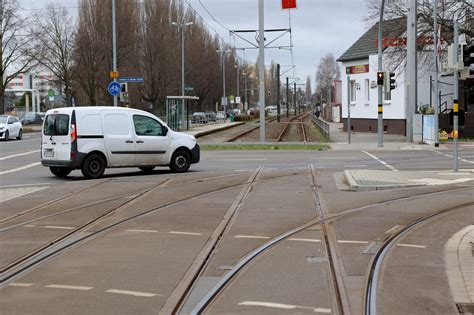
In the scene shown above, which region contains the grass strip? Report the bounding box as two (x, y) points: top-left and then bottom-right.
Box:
(200, 144), (330, 151)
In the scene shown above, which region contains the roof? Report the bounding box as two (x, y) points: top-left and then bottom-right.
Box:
(337, 17), (407, 62)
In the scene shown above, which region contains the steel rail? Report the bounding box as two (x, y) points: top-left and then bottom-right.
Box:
(364, 201), (474, 315)
(275, 112), (308, 143)
(226, 118), (277, 142)
(190, 180), (473, 314)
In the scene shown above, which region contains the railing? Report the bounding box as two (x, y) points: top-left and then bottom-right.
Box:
(311, 115), (330, 140)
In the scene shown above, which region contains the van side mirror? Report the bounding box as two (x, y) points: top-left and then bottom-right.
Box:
(162, 126), (168, 136)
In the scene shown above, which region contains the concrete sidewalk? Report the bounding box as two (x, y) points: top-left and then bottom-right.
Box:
(344, 169), (474, 191)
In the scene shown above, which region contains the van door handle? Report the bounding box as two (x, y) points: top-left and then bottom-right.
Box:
(125, 140), (133, 143)
(136, 140), (144, 144)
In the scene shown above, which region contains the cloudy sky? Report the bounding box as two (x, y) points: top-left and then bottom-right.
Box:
(18, 0), (370, 88)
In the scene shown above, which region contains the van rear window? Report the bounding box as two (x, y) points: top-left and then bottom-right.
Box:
(44, 114), (69, 136)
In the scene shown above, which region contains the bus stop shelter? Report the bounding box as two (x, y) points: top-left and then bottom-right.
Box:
(166, 96), (199, 131)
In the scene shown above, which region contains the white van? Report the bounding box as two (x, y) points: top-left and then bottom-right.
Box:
(41, 107), (200, 179)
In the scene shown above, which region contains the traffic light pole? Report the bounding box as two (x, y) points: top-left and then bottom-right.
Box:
(112, 0), (118, 107)
(258, 0), (266, 142)
(453, 21), (459, 172)
(277, 64), (281, 122)
(377, 0), (385, 147)
(433, 0), (440, 147)
(347, 76), (351, 144)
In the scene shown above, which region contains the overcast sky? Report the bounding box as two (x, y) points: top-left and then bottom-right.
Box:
(18, 0), (370, 89)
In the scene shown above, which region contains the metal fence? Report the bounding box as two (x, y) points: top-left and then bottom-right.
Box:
(311, 115), (330, 139)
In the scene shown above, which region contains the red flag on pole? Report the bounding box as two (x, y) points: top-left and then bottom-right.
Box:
(282, 0), (297, 9)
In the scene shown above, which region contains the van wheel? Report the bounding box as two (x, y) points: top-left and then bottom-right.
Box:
(16, 129), (22, 140)
(50, 167), (72, 178)
(169, 150), (191, 173)
(81, 154), (106, 179)
(139, 167), (155, 173)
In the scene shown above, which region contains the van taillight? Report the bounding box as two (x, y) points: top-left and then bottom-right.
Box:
(71, 123), (77, 142)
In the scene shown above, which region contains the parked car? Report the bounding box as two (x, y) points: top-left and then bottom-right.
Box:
(192, 112), (208, 124)
(248, 106), (259, 116)
(0, 115), (23, 141)
(216, 111), (226, 120)
(205, 111), (216, 122)
(41, 107), (200, 178)
(19, 111), (43, 125)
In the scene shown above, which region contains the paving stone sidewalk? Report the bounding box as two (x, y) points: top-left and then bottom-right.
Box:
(344, 169), (474, 191)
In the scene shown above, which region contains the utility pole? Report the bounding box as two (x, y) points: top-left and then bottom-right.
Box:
(286, 77), (289, 118)
(258, 0), (266, 142)
(277, 64), (281, 122)
(453, 21), (459, 172)
(293, 82), (296, 116)
(217, 49), (231, 114)
(433, 0), (440, 147)
(377, 0), (386, 146)
(406, 0), (418, 142)
(235, 64), (240, 103)
(347, 76), (351, 144)
(112, 0), (117, 107)
(243, 72), (248, 112)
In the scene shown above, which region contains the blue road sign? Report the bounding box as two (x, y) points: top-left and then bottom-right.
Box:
(108, 81), (121, 96)
(118, 77), (144, 83)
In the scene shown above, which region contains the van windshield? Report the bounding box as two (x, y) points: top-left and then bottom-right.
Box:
(44, 114), (69, 136)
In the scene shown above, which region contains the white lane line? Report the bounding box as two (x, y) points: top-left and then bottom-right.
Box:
(361, 151), (398, 171)
(126, 229), (158, 233)
(105, 289), (158, 297)
(338, 240), (369, 244)
(441, 153), (474, 164)
(234, 169), (254, 172)
(168, 231), (202, 236)
(238, 301), (332, 313)
(23, 224), (36, 228)
(397, 243), (426, 249)
(0, 162), (41, 175)
(223, 159), (267, 162)
(288, 238), (322, 243)
(46, 284), (93, 291)
(0, 182), (52, 188)
(9, 283), (34, 287)
(0, 150), (40, 161)
(43, 226), (75, 230)
(234, 235), (271, 240)
(384, 225), (403, 234)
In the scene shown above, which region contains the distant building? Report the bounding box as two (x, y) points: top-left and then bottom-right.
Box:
(7, 72), (60, 97)
(337, 17), (453, 135)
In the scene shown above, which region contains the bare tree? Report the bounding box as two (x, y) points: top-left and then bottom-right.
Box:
(34, 5), (76, 106)
(315, 53), (340, 104)
(0, 0), (37, 113)
(305, 75), (312, 103)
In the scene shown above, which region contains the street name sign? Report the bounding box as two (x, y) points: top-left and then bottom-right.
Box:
(118, 77), (144, 83)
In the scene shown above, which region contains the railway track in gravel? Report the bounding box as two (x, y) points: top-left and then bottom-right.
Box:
(225, 118), (278, 142)
(275, 112), (309, 143)
(0, 170), (309, 287)
(182, 171), (473, 315)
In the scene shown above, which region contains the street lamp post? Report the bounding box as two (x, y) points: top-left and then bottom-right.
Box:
(235, 64), (240, 105)
(217, 49), (232, 115)
(242, 72), (248, 112)
(172, 21), (194, 97)
(112, 0), (117, 107)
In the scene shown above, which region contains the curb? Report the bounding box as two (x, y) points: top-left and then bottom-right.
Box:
(343, 170), (425, 191)
(192, 122), (245, 138)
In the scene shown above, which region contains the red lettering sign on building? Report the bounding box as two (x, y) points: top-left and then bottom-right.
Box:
(346, 64), (369, 75)
(282, 0), (297, 9)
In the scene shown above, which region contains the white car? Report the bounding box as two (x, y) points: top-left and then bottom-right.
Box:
(41, 107), (200, 179)
(0, 115), (23, 141)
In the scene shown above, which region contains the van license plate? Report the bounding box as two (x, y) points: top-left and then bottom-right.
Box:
(44, 149), (54, 157)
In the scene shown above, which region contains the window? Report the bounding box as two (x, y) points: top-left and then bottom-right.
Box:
(364, 79), (370, 103)
(43, 114), (69, 136)
(350, 80), (356, 103)
(133, 115), (163, 136)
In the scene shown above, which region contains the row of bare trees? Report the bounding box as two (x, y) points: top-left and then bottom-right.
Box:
(0, 0), (251, 114)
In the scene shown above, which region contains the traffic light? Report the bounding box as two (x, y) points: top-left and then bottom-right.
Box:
(449, 109), (465, 127)
(385, 72), (396, 90)
(377, 71), (384, 86)
(462, 43), (473, 68)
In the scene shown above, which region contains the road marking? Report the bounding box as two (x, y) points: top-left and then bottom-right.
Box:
(288, 238), (321, 243)
(168, 231), (202, 236)
(238, 301), (331, 313)
(338, 240), (369, 244)
(384, 225), (403, 234)
(234, 169), (254, 172)
(397, 243), (426, 249)
(223, 159), (267, 162)
(126, 229), (158, 233)
(234, 235), (271, 240)
(9, 283), (34, 287)
(105, 289), (158, 297)
(46, 284), (93, 291)
(348, 164), (368, 168)
(444, 154), (474, 164)
(362, 151), (398, 171)
(0, 150), (40, 161)
(0, 162), (41, 175)
(0, 186), (48, 203)
(43, 225), (75, 230)
(0, 183), (52, 188)
(23, 224), (36, 228)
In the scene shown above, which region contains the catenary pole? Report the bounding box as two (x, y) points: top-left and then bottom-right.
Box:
(258, 0), (266, 142)
(433, 0), (439, 147)
(286, 77), (289, 118)
(277, 64), (281, 122)
(112, 0), (117, 107)
(347, 76), (351, 144)
(377, 0), (385, 146)
(453, 21), (459, 172)
(294, 82), (297, 116)
(406, 0), (418, 142)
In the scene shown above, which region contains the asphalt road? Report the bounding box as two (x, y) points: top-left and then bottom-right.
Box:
(0, 132), (473, 315)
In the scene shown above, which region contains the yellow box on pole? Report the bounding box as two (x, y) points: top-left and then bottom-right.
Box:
(110, 71), (120, 79)
(453, 130), (459, 139)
